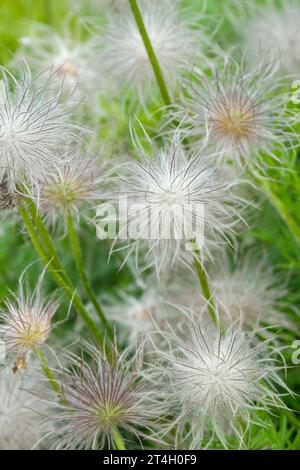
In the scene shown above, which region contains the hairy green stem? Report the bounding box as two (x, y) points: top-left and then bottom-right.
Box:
(192, 246), (218, 327)
(19, 205), (104, 345)
(128, 0), (171, 106)
(27, 199), (70, 284)
(36, 347), (61, 396)
(113, 428), (126, 450)
(66, 212), (113, 338)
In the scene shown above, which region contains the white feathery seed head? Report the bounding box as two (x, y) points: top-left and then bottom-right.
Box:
(101, 129), (246, 275)
(102, 265), (204, 344)
(47, 343), (162, 449)
(241, 0), (300, 75)
(152, 310), (289, 448)
(99, 0), (202, 98)
(104, 288), (166, 342)
(0, 368), (46, 449)
(103, 274), (183, 342)
(0, 275), (58, 372)
(37, 145), (108, 225)
(16, 24), (100, 99)
(0, 66), (78, 192)
(210, 252), (290, 332)
(175, 55), (296, 169)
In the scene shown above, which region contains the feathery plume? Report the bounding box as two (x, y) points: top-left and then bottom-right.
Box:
(152, 311), (289, 448)
(0, 66), (78, 191)
(174, 55), (296, 168)
(241, 0), (300, 75)
(99, 0), (202, 98)
(103, 267), (203, 342)
(47, 343), (162, 449)
(16, 24), (100, 99)
(210, 252), (291, 331)
(37, 145), (107, 226)
(104, 287), (166, 342)
(99, 130), (246, 275)
(0, 275), (58, 372)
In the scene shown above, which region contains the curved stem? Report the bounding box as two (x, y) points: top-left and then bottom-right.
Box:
(36, 347), (61, 397)
(192, 245), (218, 327)
(19, 205), (51, 264)
(66, 212), (113, 339)
(113, 428), (126, 450)
(128, 0), (171, 106)
(19, 205), (104, 345)
(26, 198), (70, 284)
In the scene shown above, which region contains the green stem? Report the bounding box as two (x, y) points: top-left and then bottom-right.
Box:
(192, 246), (218, 327)
(19, 205), (49, 263)
(66, 212), (113, 338)
(26, 198), (70, 284)
(36, 347), (61, 397)
(128, 0), (171, 106)
(113, 428), (126, 450)
(19, 205), (104, 345)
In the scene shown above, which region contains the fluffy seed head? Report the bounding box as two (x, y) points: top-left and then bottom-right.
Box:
(0, 66), (77, 191)
(242, 0), (300, 75)
(38, 146), (107, 225)
(0, 276), (58, 371)
(175, 56), (295, 168)
(210, 253), (290, 331)
(16, 24), (99, 98)
(101, 130), (245, 275)
(48, 344), (161, 449)
(154, 311), (289, 448)
(100, 0), (201, 98)
(104, 275), (183, 342)
(105, 288), (163, 342)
